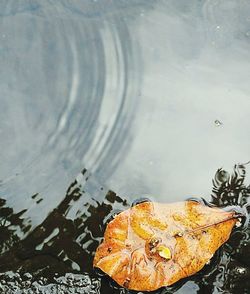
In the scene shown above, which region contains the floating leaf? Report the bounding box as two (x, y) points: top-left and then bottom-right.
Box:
(93, 200), (238, 291)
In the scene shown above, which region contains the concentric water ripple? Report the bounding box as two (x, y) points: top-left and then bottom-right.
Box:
(0, 0), (143, 230)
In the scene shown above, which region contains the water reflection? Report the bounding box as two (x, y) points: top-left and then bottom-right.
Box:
(0, 169), (128, 277)
(0, 198), (30, 254)
(0, 0), (143, 229)
(0, 165), (249, 293)
(0, 0), (250, 293)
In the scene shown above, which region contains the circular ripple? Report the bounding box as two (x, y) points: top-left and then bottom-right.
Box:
(0, 1), (142, 230)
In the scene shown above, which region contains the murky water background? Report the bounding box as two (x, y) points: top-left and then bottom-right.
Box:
(0, 0), (250, 293)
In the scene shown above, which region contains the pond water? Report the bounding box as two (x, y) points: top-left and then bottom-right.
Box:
(0, 1), (249, 293)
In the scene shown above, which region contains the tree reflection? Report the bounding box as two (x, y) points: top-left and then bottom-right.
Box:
(0, 198), (30, 254)
(0, 169), (128, 278)
(0, 166), (249, 293)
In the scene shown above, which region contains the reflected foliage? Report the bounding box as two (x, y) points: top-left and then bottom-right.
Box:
(211, 164), (250, 207)
(0, 170), (129, 281)
(0, 165), (249, 293)
(0, 198), (30, 254)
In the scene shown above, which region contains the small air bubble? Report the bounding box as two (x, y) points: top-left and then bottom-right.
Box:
(236, 267), (246, 274)
(236, 220), (242, 228)
(174, 232), (183, 237)
(214, 120), (223, 127)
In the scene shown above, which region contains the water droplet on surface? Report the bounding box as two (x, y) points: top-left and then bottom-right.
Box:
(23, 273), (33, 280)
(214, 120), (223, 127)
(236, 221), (241, 228)
(236, 267), (246, 274)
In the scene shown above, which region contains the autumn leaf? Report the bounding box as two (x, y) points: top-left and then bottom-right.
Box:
(93, 200), (239, 291)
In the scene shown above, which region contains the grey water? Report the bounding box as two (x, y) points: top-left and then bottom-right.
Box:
(0, 1), (250, 293)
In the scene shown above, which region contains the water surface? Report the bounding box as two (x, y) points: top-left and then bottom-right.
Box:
(0, 1), (250, 293)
